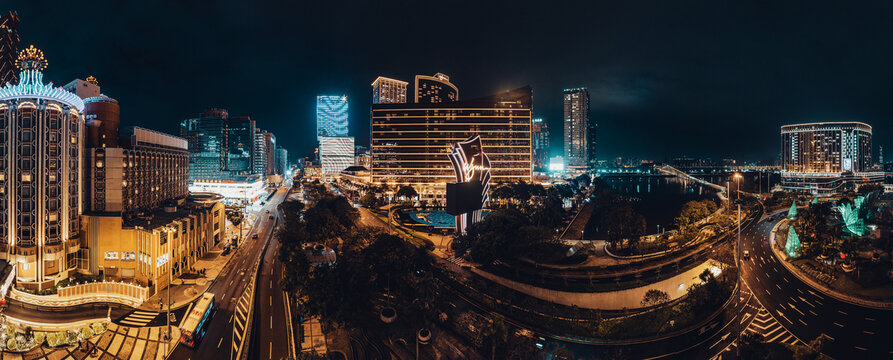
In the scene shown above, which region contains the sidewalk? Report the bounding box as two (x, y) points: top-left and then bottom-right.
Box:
(472, 259), (724, 310)
(769, 219), (893, 310)
(138, 219), (250, 311)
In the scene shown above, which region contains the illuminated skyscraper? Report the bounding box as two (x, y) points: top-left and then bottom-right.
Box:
(531, 118), (550, 170)
(0, 45), (84, 289)
(563, 88), (595, 172)
(253, 129), (276, 176)
(181, 109), (257, 181)
(372, 86), (532, 201)
(780, 122), (882, 194)
(372, 76), (408, 104)
(781, 122), (872, 173)
(0, 11), (19, 86)
(320, 136), (354, 175)
(316, 95), (348, 139)
(414, 73), (458, 103)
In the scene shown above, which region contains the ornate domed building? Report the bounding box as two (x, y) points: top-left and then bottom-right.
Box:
(0, 45), (83, 290)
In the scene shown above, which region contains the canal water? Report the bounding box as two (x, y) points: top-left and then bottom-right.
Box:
(583, 175), (718, 239)
(582, 171), (781, 239)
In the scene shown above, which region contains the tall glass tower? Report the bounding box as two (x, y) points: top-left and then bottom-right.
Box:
(563, 88), (595, 172)
(316, 95), (348, 140)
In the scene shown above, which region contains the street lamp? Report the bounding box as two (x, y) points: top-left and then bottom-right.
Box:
(733, 197), (743, 359)
(161, 225), (177, 350)
(733, 172), (742, 200)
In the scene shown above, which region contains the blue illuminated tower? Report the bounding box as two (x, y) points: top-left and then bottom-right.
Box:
(316, 95), (348, 140)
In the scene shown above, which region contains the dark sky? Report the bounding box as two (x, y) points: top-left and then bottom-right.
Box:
(12, 1), (893, 163)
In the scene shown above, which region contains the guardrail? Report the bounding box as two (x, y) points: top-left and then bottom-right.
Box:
(9, 281), (148, 308)
(232, 213), (279, 360)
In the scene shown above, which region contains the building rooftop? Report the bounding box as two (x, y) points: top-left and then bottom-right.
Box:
(123, 198), (217, 231)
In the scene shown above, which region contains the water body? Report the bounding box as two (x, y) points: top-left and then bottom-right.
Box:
(583, 175), (719, 239)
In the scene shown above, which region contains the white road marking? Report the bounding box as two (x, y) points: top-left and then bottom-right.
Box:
(765, 289), (771, 295)
(218, 337), (224, 348)
(855, 346), (867, 351)
(834, 322), (844, 327)
(865, 317), (876, 321)
(809, 310), (818, 316)
(799, 319), (807, 325)
(863, 331), (874, 335)
(776, 284), (782, 290)
(838, 310), (848, 316)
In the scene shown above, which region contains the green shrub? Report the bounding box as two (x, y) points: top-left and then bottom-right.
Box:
(6, 338), (15, 350)
(82, 326), (93, 339)
(34, 332), (45, 345)
(46, 332), (57, 347)
(91, 322), (106, 334)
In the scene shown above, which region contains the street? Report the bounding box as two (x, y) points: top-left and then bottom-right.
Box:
(169, 187), (289, 360)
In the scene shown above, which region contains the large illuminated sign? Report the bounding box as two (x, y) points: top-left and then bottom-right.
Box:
(0, 45), (84, 111)
(446, 135), (491, 234)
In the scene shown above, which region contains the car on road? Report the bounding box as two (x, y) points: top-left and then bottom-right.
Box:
(743, 250), (750, 259)
(222, 246), (231, 256)
(252, 233), (258, 239)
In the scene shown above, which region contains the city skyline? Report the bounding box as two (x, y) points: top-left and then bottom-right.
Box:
(9, 2), (893, 163)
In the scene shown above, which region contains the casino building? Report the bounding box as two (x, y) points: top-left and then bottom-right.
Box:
(371, 86), (533, 202)
(0, 45), (84, 289)
(780, 122), (882, 194)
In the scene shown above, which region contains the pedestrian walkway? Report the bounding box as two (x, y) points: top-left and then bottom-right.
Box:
(118, 310), (159, 327)
(472, 259), (725, 310)
(712, 307), (802, 359)
(5, 323), (179, 360)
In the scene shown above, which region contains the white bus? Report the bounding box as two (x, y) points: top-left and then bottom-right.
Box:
(179, 292), (215, 348)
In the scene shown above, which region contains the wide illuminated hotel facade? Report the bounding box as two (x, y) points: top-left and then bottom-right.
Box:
(371, 86), (533, 201)
(781, 121), (882, 194)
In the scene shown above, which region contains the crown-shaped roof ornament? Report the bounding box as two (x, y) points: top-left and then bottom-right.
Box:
(16, 45), (47, 71)
(86, 76), (98, 85)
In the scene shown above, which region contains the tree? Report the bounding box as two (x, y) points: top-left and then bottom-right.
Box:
(640, 289), (670, 307)
(601, 203), (646, 250)
(675, 199), (717, 229)
(396, 185), (418, 204)
(453, 208), (554, 265)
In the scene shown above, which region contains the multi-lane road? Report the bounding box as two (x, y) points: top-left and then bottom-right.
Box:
(170, 186), (291, 360)
(729, 210), (893, 358)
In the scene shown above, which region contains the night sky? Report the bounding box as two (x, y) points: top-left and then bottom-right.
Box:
(11, 1), (893, 163)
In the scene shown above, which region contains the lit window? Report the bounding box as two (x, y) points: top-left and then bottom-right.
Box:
(95, 160), (103, 168)
(21, 174), (31, 182)
(104, 251), (119, 260)
(122, 252), (136, 261)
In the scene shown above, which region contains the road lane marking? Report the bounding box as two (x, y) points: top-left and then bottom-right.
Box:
(838, 310), (848, 316)
(833, 322), (844, 327)
(765, 289), (771, 295)
(855, 346), (867, 351)
(218, 337), (223, 348)
(865, 317), (876, 321)
(798, 319), (807, 325)
(797, 288), (804, 294)
(776, 284), (781, 290)
(863, 331), (874, 335)
(809, 310), (818, 316)
(798, 297), (815, 308)
(783, 277), (789, 283)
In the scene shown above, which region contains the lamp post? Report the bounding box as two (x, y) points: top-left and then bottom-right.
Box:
(161, 226), (176, 349)
(734, 172), (742, 200)
(734, 196), (743, 359)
